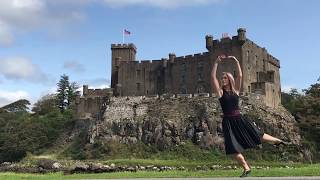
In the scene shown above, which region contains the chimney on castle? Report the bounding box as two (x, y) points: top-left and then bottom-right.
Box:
(237, 28), (246, 44)
(83, 85), (89, 96)
(205, 35), (213, 51)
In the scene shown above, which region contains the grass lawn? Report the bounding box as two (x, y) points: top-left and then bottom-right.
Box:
(0, 163), (319, 180)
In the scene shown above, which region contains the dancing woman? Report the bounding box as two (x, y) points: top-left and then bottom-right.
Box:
(211, 54), (287, 177)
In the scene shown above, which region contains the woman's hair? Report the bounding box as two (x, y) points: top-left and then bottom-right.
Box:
(222, 72), (237, 94)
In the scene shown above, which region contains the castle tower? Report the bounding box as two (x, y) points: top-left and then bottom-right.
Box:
(237, 28), (246, 44)
(111, 43), (137, 91)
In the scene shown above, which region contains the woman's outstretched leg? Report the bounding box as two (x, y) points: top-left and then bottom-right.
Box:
(261, 133), (282, 144)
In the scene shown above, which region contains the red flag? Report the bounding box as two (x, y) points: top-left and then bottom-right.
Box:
(124, 29), (131, 35)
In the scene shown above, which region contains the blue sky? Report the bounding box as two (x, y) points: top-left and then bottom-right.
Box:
(0, 0), (319, 106)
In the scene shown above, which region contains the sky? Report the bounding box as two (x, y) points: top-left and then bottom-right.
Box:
(0, 0), (320, 107)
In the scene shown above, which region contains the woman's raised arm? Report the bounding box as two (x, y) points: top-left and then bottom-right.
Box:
(228, 56), (242, 93)
(211, 55), (224, 97)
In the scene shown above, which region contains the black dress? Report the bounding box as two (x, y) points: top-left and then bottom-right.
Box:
(219, 89), (264, 155)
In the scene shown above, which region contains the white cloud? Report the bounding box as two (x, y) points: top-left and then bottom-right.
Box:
(0, 0), (223, 45)
(77, 78), (110, 95)
(48, 0), (222, 8)
(0, 90), (31, 107)
(88, 84), (110, 89)
(63, 60), (86, 72)
(101, 0), (223, 8)
(81, 78), (110, 86)
(282, 85), (294, 93)
(0, 0), (87, 46)
(0, 21), (14, 46)
(0, 57), (51, 84)
(281, 85), (303, 94)
(47, 0), (94, 6)
(0, 0), (46, 28)
(37, 86), (58, 99)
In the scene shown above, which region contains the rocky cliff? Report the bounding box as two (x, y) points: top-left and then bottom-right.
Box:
(85, 94), (301, 152)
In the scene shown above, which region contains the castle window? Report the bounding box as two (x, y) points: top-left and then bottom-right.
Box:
(255, 55), (258, 66)
(269, 73), (272, 81)
(197, 61), (204, 69)
(197, 72), (203, 81)
(181, 74), (186, 82)
(247, 51), (250, 63)
(136, 70), (141, 78)
(181, 62), (187, 70)
(263, 59), (266, 71)
(181, 62), (187, 80)
(248, 86), (251, 93)
(197, 85), (205, 93)
(256, 72), (259, 82)
(136, 83), (140, 91)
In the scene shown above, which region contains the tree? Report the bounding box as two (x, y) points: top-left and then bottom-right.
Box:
(303, 83), (320, 98)
(56, 74), (80, 111)
(292, 82), (320, 160)
(1, 99), (30, 113)
(32, 94), (59, 115)
(67, 82), (80, 107)
(57, 74), (69, 111)
(289, 88), (302, 99)
(281, 88), (302, 115)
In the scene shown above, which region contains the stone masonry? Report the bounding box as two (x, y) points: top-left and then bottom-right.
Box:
(111, 28), (281, 108)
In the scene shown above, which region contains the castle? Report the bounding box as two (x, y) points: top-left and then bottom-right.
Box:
(110, 28), (281, 108)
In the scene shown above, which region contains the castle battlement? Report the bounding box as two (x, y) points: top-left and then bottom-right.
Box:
(119, 59), (169, 66)
(172, 52), (207, 60)
(82, 85), (112, 98)
(141, 60), (153, 64)
(111, 43), (137, 50)
(117, 52), (210, 66)
(174, 56), (185, 62)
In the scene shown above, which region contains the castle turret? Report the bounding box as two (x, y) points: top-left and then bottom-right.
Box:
(169, 53), (176, 63)
(237, 28), (246, 44)
(83, 85), (89, 96)
(111, 43), (137, 89)
(205, 35), (213, 51)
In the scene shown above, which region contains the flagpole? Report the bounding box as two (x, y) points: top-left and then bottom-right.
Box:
(122, 29), (124, 44)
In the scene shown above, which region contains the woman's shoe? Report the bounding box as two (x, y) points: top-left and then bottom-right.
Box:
(240, 169), (251, 178)
(273, 140), (290, 147)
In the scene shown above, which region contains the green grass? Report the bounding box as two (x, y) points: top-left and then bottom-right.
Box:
(102, 158), (298, 169)
(1, 164), (319, 179)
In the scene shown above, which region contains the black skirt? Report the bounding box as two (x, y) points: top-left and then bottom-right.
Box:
(222, 115), (264, 155)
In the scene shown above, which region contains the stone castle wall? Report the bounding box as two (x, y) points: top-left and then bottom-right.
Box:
(75, 85), (113, 120)
(111, 28), (281, 108)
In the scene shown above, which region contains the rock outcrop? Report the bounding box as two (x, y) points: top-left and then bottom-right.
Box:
(84, 94), (301, 151)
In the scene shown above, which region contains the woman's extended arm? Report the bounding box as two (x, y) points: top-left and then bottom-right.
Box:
(228, 56), (242, 93)
(211, 55), (223, 97)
